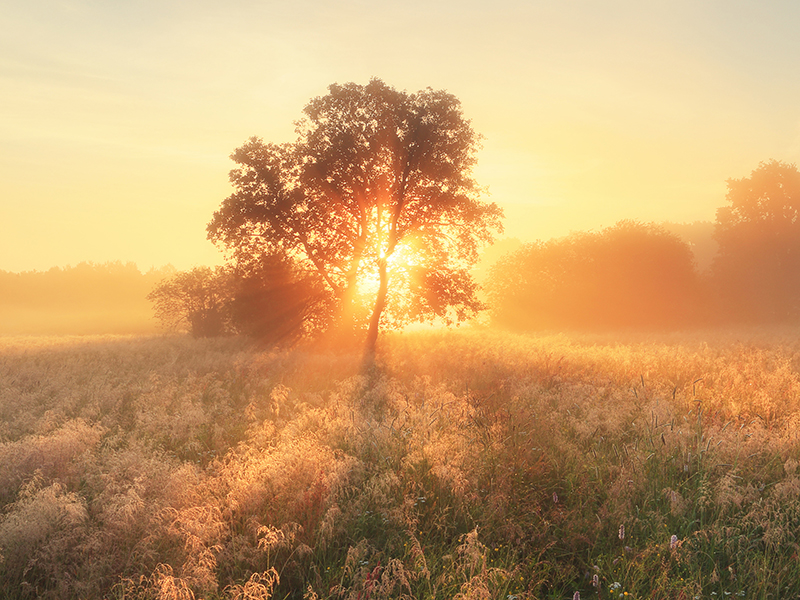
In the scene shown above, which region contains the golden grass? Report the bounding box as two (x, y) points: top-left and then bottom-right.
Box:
(1, 327), (800, 598)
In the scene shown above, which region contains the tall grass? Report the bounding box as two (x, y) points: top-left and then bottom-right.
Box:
(1, 328), (800, 598)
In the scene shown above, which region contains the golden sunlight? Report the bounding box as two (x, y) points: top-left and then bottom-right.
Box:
(354, 245), (414, 305)
(355, 266), (382, 300)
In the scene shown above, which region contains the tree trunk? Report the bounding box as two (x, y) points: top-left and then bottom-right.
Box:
(363, 257), (389, 369)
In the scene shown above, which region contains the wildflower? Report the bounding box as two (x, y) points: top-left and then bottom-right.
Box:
(670, 534), (678, 549)
(553, 492), (559, 503)
(618, 524), (625, 540)
(592, 573), (600, 588)
(610, 582), (622, 591)
(573, 592), (580, 600)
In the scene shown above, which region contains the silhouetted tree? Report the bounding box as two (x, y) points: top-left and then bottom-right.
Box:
(208, 79), (503, 361)
(712, 160), (800, 323)
(487, 221), (699, 330)
(148, 267), (233, 337)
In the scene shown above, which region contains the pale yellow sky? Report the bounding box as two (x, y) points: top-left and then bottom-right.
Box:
(3, 0), (800, 272)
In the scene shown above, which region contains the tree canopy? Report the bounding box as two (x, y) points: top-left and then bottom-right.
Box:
(207, 79), (503, 356)
(712, 160), (800, 322)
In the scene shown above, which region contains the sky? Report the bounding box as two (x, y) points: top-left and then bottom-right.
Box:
(3, 0), (800, 273)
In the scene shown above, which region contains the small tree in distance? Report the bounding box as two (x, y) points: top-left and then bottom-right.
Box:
(148, 260), (329, 343)
(207, 79), (504, 362)
(147, 266), (232, 337)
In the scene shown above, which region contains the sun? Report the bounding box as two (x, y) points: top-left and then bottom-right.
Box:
(354, 244), (417, 306)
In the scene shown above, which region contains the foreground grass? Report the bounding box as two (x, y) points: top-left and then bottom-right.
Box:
(1, 328), (800, 598)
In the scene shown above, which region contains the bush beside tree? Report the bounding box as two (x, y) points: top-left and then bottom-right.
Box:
(486, 221), (700, 331)
(148, 258), (334, 343)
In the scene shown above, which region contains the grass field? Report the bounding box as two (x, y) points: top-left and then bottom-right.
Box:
(2, 328), (800, 599)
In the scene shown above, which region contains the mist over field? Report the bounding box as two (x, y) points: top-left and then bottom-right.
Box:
(0, 263), (171, 336)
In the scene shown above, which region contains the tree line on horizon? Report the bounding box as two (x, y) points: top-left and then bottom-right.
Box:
(2, 161), (797, 338)
(1, 157), (797, 338)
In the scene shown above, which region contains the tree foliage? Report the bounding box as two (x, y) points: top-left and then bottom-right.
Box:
(207, 79), (503, 355)
(487, 221), (699, 330)
(712, 159), (800, 322)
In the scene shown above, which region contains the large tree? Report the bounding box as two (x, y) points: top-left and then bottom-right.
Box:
(713, 160), (800, 322)
(208, 79), (503, 358)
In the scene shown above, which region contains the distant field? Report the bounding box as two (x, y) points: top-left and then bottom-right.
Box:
(1, 328), (800, 599)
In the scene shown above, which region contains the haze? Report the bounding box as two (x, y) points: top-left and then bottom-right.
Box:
(3, 1), (800, 272)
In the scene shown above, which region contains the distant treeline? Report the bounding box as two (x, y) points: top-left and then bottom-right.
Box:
(487, 160), (800, 331)
(0, 262), (174, 335)
(147, 222), (720, 342)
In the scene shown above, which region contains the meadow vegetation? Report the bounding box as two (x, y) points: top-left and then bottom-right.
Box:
(1, 328), (800, 599)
